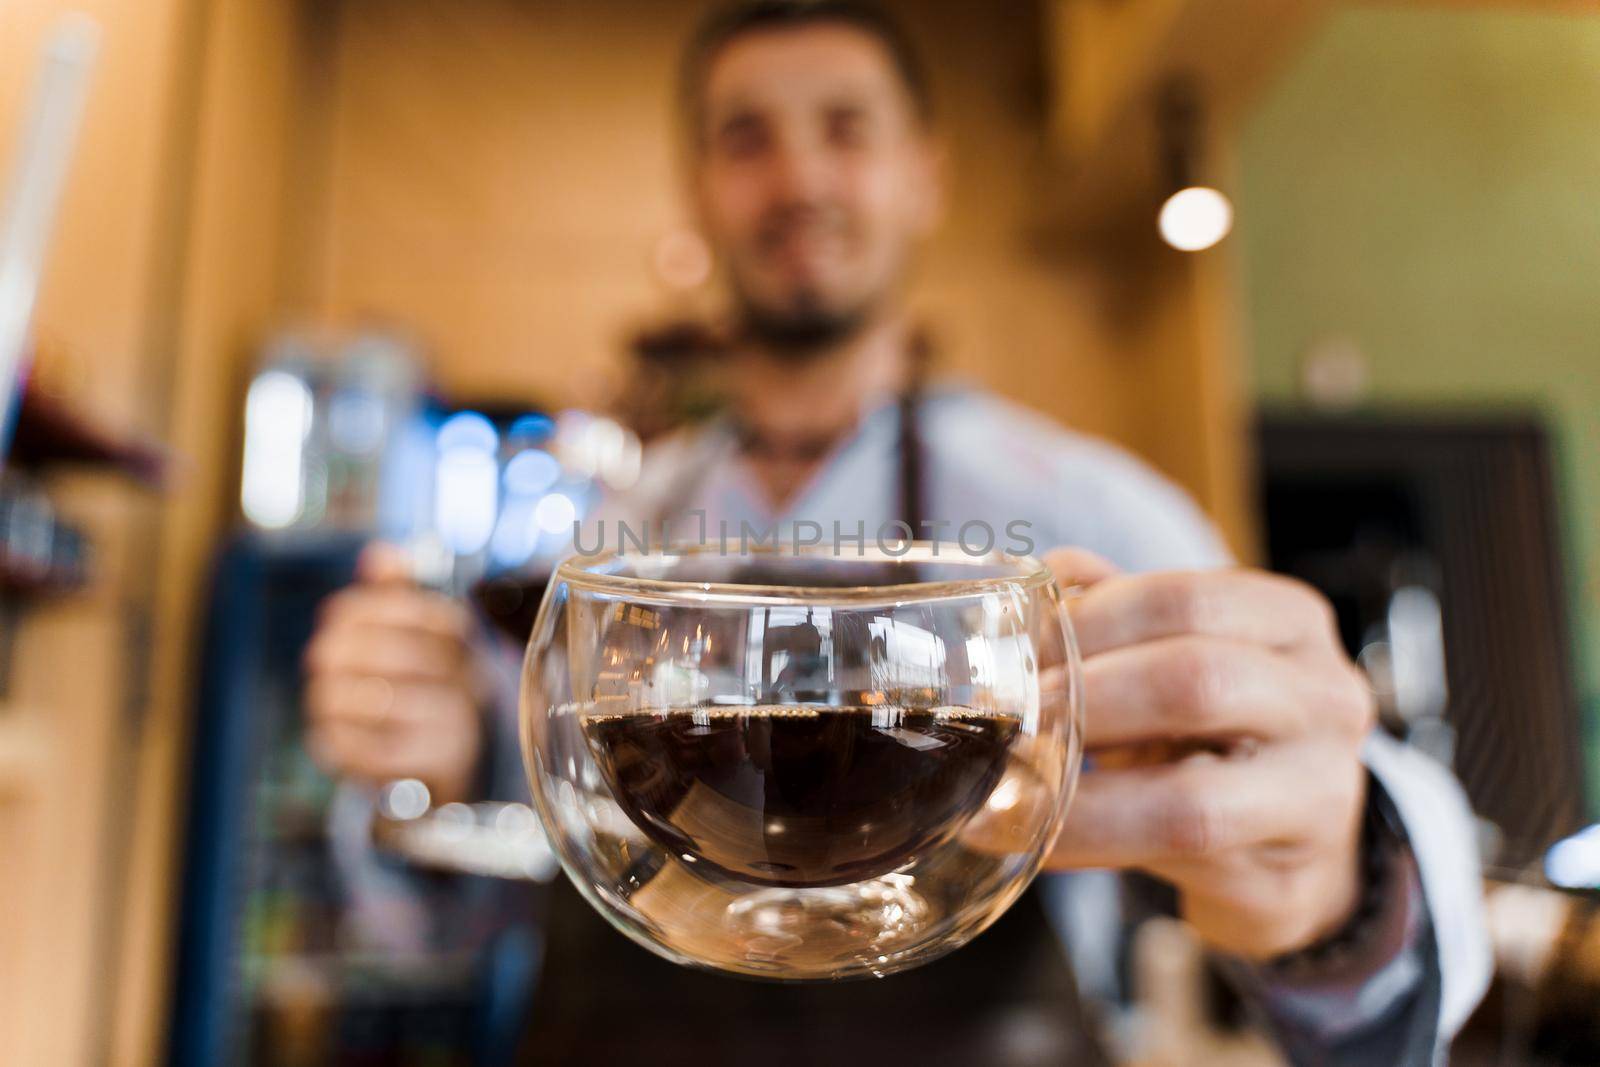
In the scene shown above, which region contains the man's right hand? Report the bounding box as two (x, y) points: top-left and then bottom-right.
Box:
(303, 542), (488, 805)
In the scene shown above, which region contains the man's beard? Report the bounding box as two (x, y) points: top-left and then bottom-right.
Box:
(736, 287), (874, 362)
(733, 202), (882, 360)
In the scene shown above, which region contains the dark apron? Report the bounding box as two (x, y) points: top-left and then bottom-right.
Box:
(520, 381), (1108, 1066)
(521, 876), (1103, 1066)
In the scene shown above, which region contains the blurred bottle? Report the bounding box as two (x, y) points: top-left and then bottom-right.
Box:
(240, 331), (425, 540)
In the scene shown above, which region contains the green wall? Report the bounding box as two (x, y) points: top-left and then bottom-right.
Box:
(1237, 7), (1600, 811)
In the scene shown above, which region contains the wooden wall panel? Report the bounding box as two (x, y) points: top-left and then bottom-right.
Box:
(313, 0), (693, 406)
(0, 2), (195, 1065)
(312, 0), (1152, 457)
(110, 0), (326, 1063)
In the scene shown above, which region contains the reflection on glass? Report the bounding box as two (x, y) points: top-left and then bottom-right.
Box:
(521, 543), (1083, 980)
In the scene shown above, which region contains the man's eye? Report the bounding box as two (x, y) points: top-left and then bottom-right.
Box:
(826, 110), (871, 149)
(716, 117), (770, 159)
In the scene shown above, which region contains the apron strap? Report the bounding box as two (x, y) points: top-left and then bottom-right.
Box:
(896, 329), (931, 534)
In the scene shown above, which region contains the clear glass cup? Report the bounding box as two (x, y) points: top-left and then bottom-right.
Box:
(520, 543), (1083, 980)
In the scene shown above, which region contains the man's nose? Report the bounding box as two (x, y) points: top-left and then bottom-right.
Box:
(767, 134), (832, 204)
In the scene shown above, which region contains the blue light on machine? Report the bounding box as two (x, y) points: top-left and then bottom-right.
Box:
(503, 449), (561, 496)
(436, 410), (499, 454)
(508, 412), (555, 442)
(490, 448), (569, 568)
(490, 496), (540, 568)
(434, 412), (500, 556)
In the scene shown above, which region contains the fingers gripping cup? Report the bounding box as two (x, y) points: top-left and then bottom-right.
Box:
(520, 544), (1083, 980)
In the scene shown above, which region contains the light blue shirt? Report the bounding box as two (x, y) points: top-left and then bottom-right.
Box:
(604, 386), (1231, 574)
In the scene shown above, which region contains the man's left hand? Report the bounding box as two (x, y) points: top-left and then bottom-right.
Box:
(1043, 549), (1377, 961)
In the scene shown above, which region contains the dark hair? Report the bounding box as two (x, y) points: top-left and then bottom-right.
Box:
(680, 1), (934, 136)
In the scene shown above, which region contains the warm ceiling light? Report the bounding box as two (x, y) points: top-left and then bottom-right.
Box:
(653, 229), (712, 290)
(1158, 185), (1234, 252)
(1156, 79), (1232, 253)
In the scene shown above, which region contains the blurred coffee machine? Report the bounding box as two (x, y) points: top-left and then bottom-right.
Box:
(169, 329), (639, 1067)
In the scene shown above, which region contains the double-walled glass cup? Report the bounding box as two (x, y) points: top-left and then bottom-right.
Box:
(520, 544), (1083, 980)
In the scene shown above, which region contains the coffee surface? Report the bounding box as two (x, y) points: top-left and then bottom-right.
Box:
(583, 704), (1021, 887)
